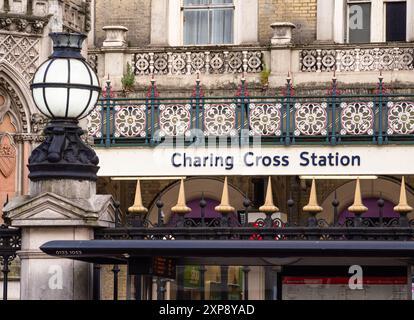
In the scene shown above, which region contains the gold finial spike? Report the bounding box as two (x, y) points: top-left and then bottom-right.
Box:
(215, 177), (235, 213)
(128, 179), (148, 214)
(171, 179), (191, 214)
(303, 179), (323, 213)
(348, 178), (368, 214)
(259, 176), (279, 213)
(394, 176), (413, 214)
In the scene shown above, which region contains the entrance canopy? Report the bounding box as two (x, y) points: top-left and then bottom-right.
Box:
(40, 240), (414, 266)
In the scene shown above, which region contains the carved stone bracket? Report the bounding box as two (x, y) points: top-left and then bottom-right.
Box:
(30, 113), (48, 134)
(0, 13), (51, 35)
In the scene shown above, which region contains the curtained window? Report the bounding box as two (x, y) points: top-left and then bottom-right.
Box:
(183, 0), (234, 45)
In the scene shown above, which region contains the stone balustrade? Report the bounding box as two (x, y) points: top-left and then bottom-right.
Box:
(300, 46), (414, 72)
(132, 48), (264, 76)
(87, 24), (414, 90)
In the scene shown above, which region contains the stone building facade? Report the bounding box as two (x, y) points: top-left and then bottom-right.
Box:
(1, 0), (414, 300)
(86, 0), (414, 224)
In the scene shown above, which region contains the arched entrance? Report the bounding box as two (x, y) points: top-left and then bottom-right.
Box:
(0, 65), (35, 220)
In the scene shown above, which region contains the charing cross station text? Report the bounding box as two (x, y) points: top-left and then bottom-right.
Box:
(171, 152), (362, 171)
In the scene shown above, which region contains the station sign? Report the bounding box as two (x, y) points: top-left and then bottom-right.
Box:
(96, 145), (414, 177)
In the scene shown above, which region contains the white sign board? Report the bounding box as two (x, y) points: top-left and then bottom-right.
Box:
(96, 145), (414, 177)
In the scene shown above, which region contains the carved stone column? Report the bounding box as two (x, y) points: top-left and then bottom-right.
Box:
(269, 22), (296, 86)
(102, 25), (129, 90)
(3, 179), (115, 300)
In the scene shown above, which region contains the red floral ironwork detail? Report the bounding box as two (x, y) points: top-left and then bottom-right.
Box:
(249, 221), (263, 240)
(235, 80), (250, 97)
(102, 83), (115, 98)
(146, 80), (160, 98)
(281, 84), (295, 96)
(191, 82), (204, 98)
(375, 82), (388, 95)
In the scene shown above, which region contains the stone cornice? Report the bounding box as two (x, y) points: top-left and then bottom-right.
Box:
(0, 12), (51, 35)
(13, 133), (45, 143)
(3, 191), (116, 228)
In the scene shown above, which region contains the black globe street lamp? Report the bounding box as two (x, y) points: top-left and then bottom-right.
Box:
(28, 32), (101, 181)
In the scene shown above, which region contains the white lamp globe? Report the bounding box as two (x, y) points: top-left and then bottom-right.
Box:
(31, 33), (101, 119)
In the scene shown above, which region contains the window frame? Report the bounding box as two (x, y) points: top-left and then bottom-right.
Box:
(345, 0), (408, 43)
(320, 0), (411, 44)
(345, 0), (372, 43)
(383, 0), (407, 42)
(181, 0), (236, 46)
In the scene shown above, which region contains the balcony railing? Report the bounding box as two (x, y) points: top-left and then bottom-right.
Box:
(300, 45), (414, 72)
(88, 43), (414, 81)
(132, 47), (264, 76)
(87, 77), (414, 147)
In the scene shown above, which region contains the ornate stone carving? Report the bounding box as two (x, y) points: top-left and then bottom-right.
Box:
(84, 0), (92, 32)
(204, 104), (237, 136)
(249, 103), (281, 136)
(87, 53), (98, 73)
(159, 104), (191, 137)
(114, 105), (146, 138)
(62, 0), (89, 33)
(0, 34), (40, 82)
(0, 77), (29, 131)
(300, 47), (414, 72)
(387, 101), (414, 135)
(134, 49), (263, 76)
(0, 135), (16, 178)
(340, 102), (374, 135)
(294, 103), (327, 136)
(31, 113), (48, 134)
(0, 13), (50, 35)
(13, 133), (45, 143)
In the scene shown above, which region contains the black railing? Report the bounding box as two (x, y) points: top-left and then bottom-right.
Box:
(0, 224), (21, 300)
(95, 195), (414, 242)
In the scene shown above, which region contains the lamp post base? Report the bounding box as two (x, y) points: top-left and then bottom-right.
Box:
(28, 119), (99, 182)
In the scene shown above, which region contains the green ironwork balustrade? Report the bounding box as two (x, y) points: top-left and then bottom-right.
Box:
(86, 76), (414, 147)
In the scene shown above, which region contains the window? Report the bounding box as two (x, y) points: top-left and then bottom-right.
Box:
(385, 1), (406, 41)
(347, 0), (371, 43)
(320, 0), (412, 43)
(183, 0), (234, 45)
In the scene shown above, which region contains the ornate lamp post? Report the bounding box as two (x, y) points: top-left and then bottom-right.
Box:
(29, 32), (101, 181)
(3, 32), (115, 300)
